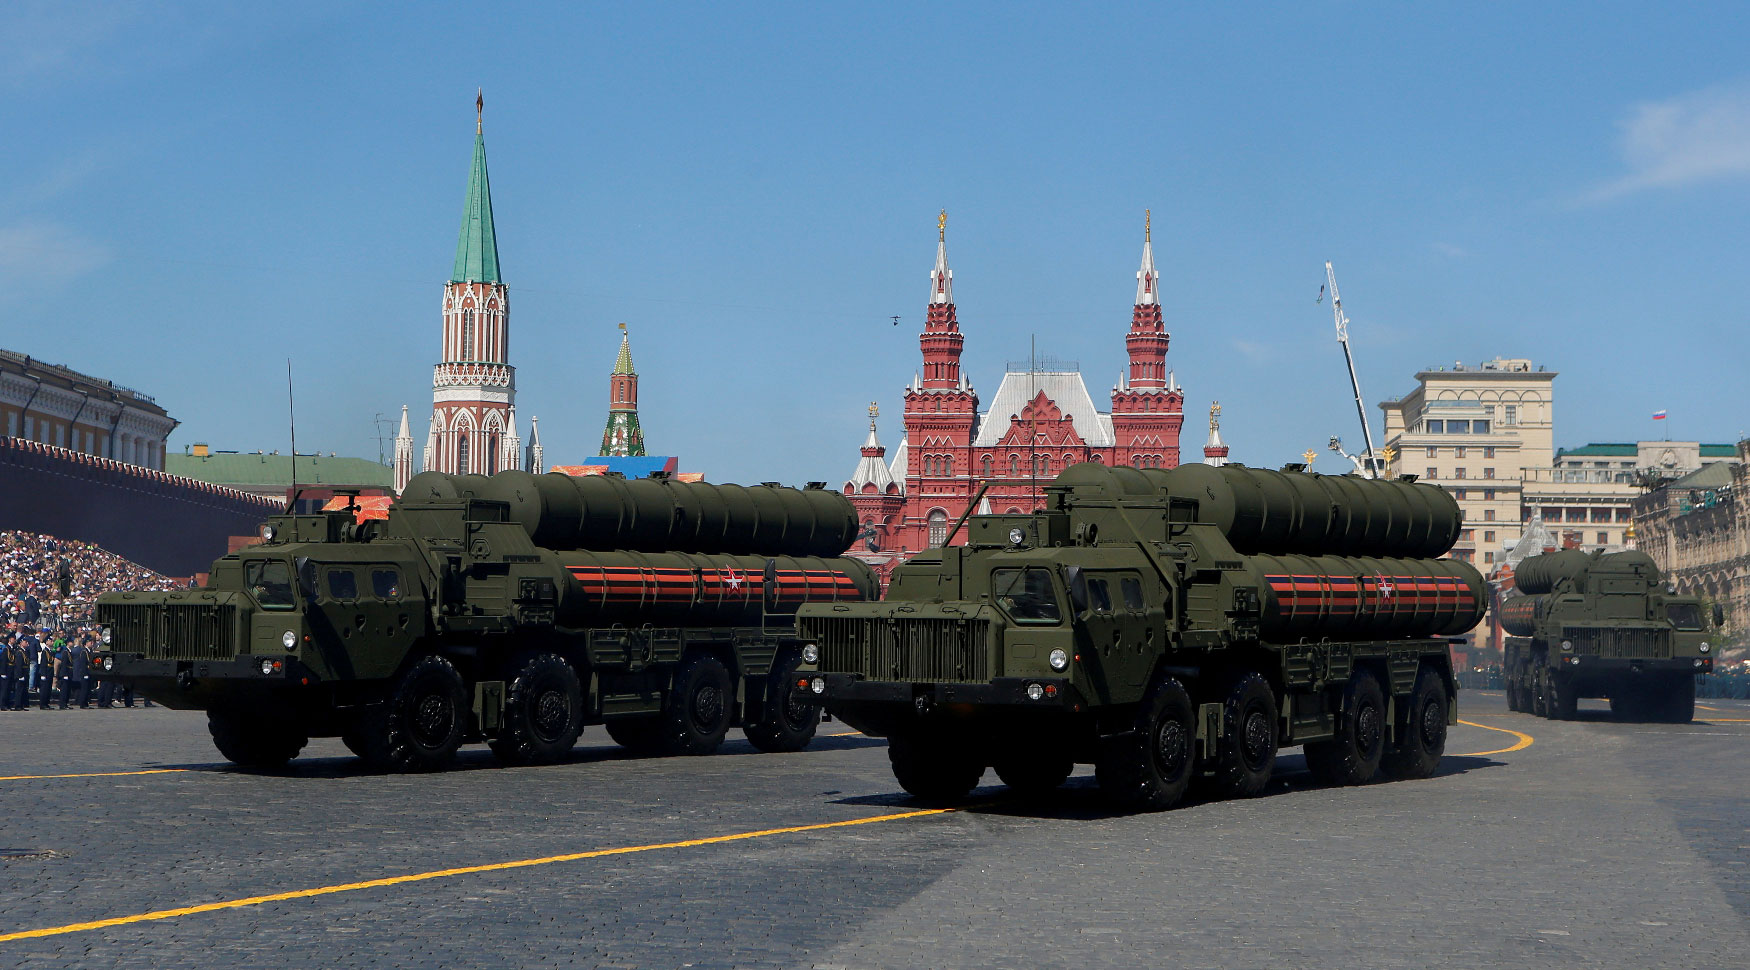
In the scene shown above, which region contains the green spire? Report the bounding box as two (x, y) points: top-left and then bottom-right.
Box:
(450, 119), (501, 284)
(613, 329), (635, 374)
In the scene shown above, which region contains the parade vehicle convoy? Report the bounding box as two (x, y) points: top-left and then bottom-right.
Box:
(1500, 549), (1716, 722)
(92, 470), (877, 771)
(795, 462), (1484, 811)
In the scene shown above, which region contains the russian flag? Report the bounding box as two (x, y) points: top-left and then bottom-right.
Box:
(1653, 410), (1668, 420)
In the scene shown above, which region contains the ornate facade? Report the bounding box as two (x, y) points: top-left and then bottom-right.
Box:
(1632, 442), (1750, 641)
(400, 97), (520, 492)
(843, 213), (1184, 564)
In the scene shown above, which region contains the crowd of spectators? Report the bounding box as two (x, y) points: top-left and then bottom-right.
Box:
(1, 531), (181, 710)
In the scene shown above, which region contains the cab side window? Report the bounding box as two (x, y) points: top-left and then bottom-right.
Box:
(326, 568), (359, 600)
(1120, 577), (1145, 611)
(1088, 578), (1112, 614)
(371, 569), (401, 600)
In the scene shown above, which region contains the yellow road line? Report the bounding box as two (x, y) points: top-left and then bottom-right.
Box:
(1453, 719), (1534, 756)
(1705, 718), (1750, 723)
(1695, 703), (1718, 711)
(0, 768), (193, 782)
(0, 807), (954, 944)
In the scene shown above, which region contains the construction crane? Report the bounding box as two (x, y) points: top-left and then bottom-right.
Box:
(1324, 261), (1381, 478)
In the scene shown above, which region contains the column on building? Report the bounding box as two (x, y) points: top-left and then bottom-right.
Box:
(525, 415), (544, 474)
(393, 405), (414, 493)
(1109, 211), (1183, 470)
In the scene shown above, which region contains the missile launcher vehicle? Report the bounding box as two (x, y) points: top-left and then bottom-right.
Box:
(92, 470), (876, 771)
(794, 462), (1483, 811)
(1500, 550), (1716, 722)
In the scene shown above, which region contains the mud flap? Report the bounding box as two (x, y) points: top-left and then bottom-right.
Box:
(1196, 702), (1223, 762)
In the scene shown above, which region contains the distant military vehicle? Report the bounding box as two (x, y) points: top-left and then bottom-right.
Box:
(1500, 550), (1716, 722)
(93, 471), (876, 771)
(794, 462), (1482, 811)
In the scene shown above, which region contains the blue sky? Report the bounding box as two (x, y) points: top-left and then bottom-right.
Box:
(4, 2), (1748, 486)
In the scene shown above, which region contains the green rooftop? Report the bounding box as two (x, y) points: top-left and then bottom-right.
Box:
(450, 130), (501, 284)
(166, 452), (394, 488)
(1701, 444), (1739, 457)
(1556, 443), (1636, 458)
(1666, 462), (1734, 491)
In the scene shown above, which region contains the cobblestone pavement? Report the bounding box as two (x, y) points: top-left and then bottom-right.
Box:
(0, 693), (1746, 969)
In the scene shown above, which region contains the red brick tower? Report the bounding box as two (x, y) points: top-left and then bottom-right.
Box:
(901, 212), (980, 548)
(1110, 211), (1183, 469)
(424, 92), (519, 476)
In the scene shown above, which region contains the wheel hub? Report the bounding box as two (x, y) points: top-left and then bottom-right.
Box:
(1155, 719), (1188, 775)
(532, 689), (568, 741)
(1241, 709), (1272, 768)
(1419, 699), (1444, 746)
(694, 684), (722, 726)
(413, 694), (453, 745)
(1355, 704), (1381, 754)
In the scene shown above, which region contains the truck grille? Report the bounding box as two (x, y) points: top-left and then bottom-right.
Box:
(100, 603), (239, 661)
(1562, 626), (1670, 660)
(810, 616), (991, 683)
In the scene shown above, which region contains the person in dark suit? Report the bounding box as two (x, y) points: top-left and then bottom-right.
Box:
(0, 630), (19, 710)
(68, 635), (92, 708)
(32, 632), (53, 709)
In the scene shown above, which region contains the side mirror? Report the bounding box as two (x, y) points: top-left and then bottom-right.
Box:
(1713, 603), (1725, 627)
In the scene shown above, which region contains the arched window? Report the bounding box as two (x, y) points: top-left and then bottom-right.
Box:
(1009, 454), (1020, 477)
(944, 455), (953, 476)
(1034, 455), (1048, 477)
(487, 437), (498, 472)
(456, 433), (471, 473)
(928, 509), (948, 548)
(462, 309), (476, 361)
(981, 455), (993, 477)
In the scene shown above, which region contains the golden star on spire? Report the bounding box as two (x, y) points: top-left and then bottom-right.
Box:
(1303, 449), (1318, 467)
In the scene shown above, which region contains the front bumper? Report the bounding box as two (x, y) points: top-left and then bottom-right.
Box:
(814, 671), (1084, 710)
(89, 653), (318, 709)
(1553, 655), (1711, 677)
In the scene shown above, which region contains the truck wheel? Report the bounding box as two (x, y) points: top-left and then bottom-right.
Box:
(489, 654), (585, 766)
(1096, 674), (1196, 812)
(357, 655), (467, 772)
(744, 652), (820, 753)
(208, 709), (307, 769)
(1506, 682), (1523, 712)
(889, 730), (984, 803)
(1548, 675), (1577, 720)
(1203, 671), (1278, 799)
(1380, 668), (1447, 780)
(1531, 667), (1550, 718)
(993, 751), (1073, 795)
(660, 653), (734, 755)
(1305, 670), (1386, 786)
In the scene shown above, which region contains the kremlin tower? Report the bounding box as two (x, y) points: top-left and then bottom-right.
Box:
(599, 324), (646, 457)
(1202, 402), (1229, 466)
(419, 92), (519, 482)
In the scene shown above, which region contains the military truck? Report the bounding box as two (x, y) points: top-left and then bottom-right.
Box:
(1500, 550), (1716, 722)
(794, 462), (1482, 812)
(92, 470), (876, 771)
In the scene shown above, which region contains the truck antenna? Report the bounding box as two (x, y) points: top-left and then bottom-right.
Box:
(286, 358), (299, 512)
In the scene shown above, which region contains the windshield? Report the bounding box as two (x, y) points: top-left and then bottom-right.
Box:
(1666, 603), (1703, 631)
(245, 560), (296, 611)
(992, 567), (1062, 625)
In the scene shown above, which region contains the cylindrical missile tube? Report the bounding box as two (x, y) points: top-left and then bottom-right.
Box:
(551, 550), (877, 627)
(1246, 553), (1486, 640)
(401, 470), (858, 558)
(1498, 595), (1546, 637)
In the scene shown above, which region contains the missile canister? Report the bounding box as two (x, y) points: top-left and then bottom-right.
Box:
(401, 470), (858, 559)
(1511, 549), (1593, 594)
(1247, 553), (1486, 640)
(553, 550), (876, 626)
(1498, 595), (1545, 637)
(1151, 464), (1462, 559)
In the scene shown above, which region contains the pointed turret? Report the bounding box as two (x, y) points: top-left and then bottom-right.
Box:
(502, 405), (521, 472)
(393, 405), (415, 493)
(1202, 401), (1229, 466)
(452, 92), (502, 284)
(525, 415), (544, 474)
(1125, 210), (1169, 388)
(847, 403), (898, 493)
(919, 210), (966, 390)
(600, 323), (646, 457)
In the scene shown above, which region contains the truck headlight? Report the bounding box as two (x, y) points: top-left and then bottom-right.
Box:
(1560, 640), (1573, 652)
(261, 524), (277, 542)
(1009, 528), (1026, 546)
(809, 677), (826, 695)
(801, 643), (820, 664)
(1699, 642), (1710, 653)
(1048, 648), (1069, 671)
(102, 656), (114, 672)
(281, 630), (297, 650)
(260, 659), (276, 675)
(101, 627), (112, 645)
(1026, 683), (1045, 700)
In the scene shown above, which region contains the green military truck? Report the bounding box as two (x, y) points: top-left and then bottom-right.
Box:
(1500, 549), (1717, 722)
(795, 462), (1484, 812)
(93, 470), (875, 771)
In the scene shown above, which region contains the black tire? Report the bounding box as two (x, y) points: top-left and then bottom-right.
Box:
(1202, 671), (1278, 799)
(743, 652), (820, 753)
(1531, 665), (1550, 718)
(605, 715), (667, 753)
(1096, 674), (1197, 812)
(888, 730), (984, 803)
(1381, 668), (1448, 780)
(356, 655), (468, 772)
(993, 751), (1073, 795)
(655, 653), (734, 755)
(1506, 681), (1523, 712)
(1610, 686), (1648, 721)
(1305, 670), (1386, 786)
(488, 653), (585, 766)
(208, 709), (307, 769)
(1548, 672), (1577, 720)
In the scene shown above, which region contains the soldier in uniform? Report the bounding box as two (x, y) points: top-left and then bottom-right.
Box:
(32, 630), (53, 709)
(68, 634), (92, 708)
(0, 628), (19, 710)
